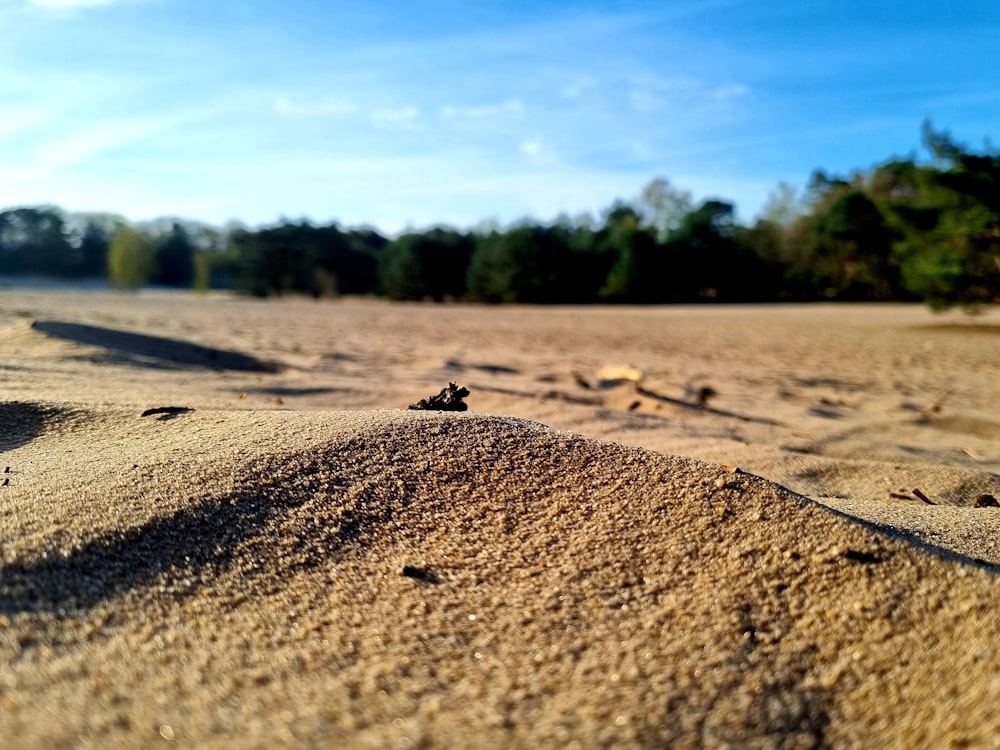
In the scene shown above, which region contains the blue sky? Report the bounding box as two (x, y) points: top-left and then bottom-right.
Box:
(1, 0), (997, 234)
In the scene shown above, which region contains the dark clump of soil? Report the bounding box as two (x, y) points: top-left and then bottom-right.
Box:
(408, 383), (470, 412)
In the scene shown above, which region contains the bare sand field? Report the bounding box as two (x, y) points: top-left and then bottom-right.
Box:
(1, 290), (998, 747)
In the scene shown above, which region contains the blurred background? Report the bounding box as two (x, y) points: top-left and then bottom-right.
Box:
(1, 0), (997, 309)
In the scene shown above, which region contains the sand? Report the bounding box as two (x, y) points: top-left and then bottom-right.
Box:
(1, 290), (998, 748)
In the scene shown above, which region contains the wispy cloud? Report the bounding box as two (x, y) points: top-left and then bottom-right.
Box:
(518, 138), (562, 168)
(440, 99), (523, 119)
(371, 106), (420, 128)
(274, 95), (357, 118)
(710, 84), (751, 101)
(32, 115), (188, 168)
(560, 76), (598, 100)
(520, 140), (543, 157)
(628, 75), (751, 113)
(0, 105), (53, 138)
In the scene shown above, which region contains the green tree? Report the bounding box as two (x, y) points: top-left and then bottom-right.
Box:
(666, 200), (770, 301)
(466, 223), (594, 303)
(229, 221), (382, 298)
(888, 124), (1000, 309)
(154, 222), (196, 287)
(77, 221), (112, 277)
(739, 218), (790, 298)
(803, 189), (897, 299)
(108, 227), (156, 289)
(0, 206), (74, 276)
(636, 178), (694, 241)
(760, 182), (803, 227)
(596, 206), (663, 302)
(191, 252), (212, 293)
(379, 228), (474, 301)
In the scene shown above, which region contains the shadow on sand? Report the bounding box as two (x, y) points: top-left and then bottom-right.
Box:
(32, 320), (283, 372)
(0, 483), (300, 615)
(0, 401), (73, 452)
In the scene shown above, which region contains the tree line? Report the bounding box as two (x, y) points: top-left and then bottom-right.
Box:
(1, 123), (996, 310)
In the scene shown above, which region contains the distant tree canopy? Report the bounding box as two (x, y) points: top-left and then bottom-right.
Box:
(1, 123), (996, 310)
(742, 122), (999, 309)
(467, 222), (603, 303)
(108, 227), (156, 289)
(229, 221), (384, 298)
(153, 222), (195, 287)
(380, 228), (474, 301)
(0, 206), (83, 277)
(879, 124), (1000, 309)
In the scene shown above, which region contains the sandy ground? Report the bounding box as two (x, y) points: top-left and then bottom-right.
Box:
(1, 290), (998, 748)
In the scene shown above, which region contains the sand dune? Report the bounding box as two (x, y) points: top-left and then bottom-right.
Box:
(1, 291), (999, 747)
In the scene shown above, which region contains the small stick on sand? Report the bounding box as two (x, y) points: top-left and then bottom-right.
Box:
(696, 386), (718, 408)
(912, 488), (936, 505)
(920, 391), (951, 419)
(401, 565), (442, 583)
(409, 383), (470, 412)
(140, 406), (194, 419)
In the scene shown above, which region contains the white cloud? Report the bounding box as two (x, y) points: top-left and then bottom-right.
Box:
(628, 75), (750, 112)
(518, 139), (561, 168)
(0, 106), (53, 138)
(32, 116), (185, 168)
(371, 106), (420, 127)
(274, 96), (356, 117)
(520, 140), (542, 157)
(440, 99), (523, 119)
(709, 84), (750, 101)
(629, 89), (662, 112)
(630, 141), (651, 158)
(560, 76), (598, 100)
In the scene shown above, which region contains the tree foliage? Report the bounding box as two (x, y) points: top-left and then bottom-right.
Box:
(108, 227), (156, 289)
(380, 228), (474, 301)
(882, 124), (1000, 309)
(0, 207), (74, 276)
(467, 223), (604, 303)
(799, 186), (897, 299)
(230, 221), (383, 298)
(153, 222), (196, 287)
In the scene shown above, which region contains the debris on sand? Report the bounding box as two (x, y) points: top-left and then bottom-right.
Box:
(919, 391), (951, 420)
(696, 386), (718, 407)
(595, 364), (644, 387)
(409, 383), (470, 412)
(401, 565), (443, 583)
(140, 406), (194, 420)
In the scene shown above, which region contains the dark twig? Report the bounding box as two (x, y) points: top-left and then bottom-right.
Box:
(408, 383), (470, 412)
(401, 565), (442, 584)
(140, 406), (194, 420)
